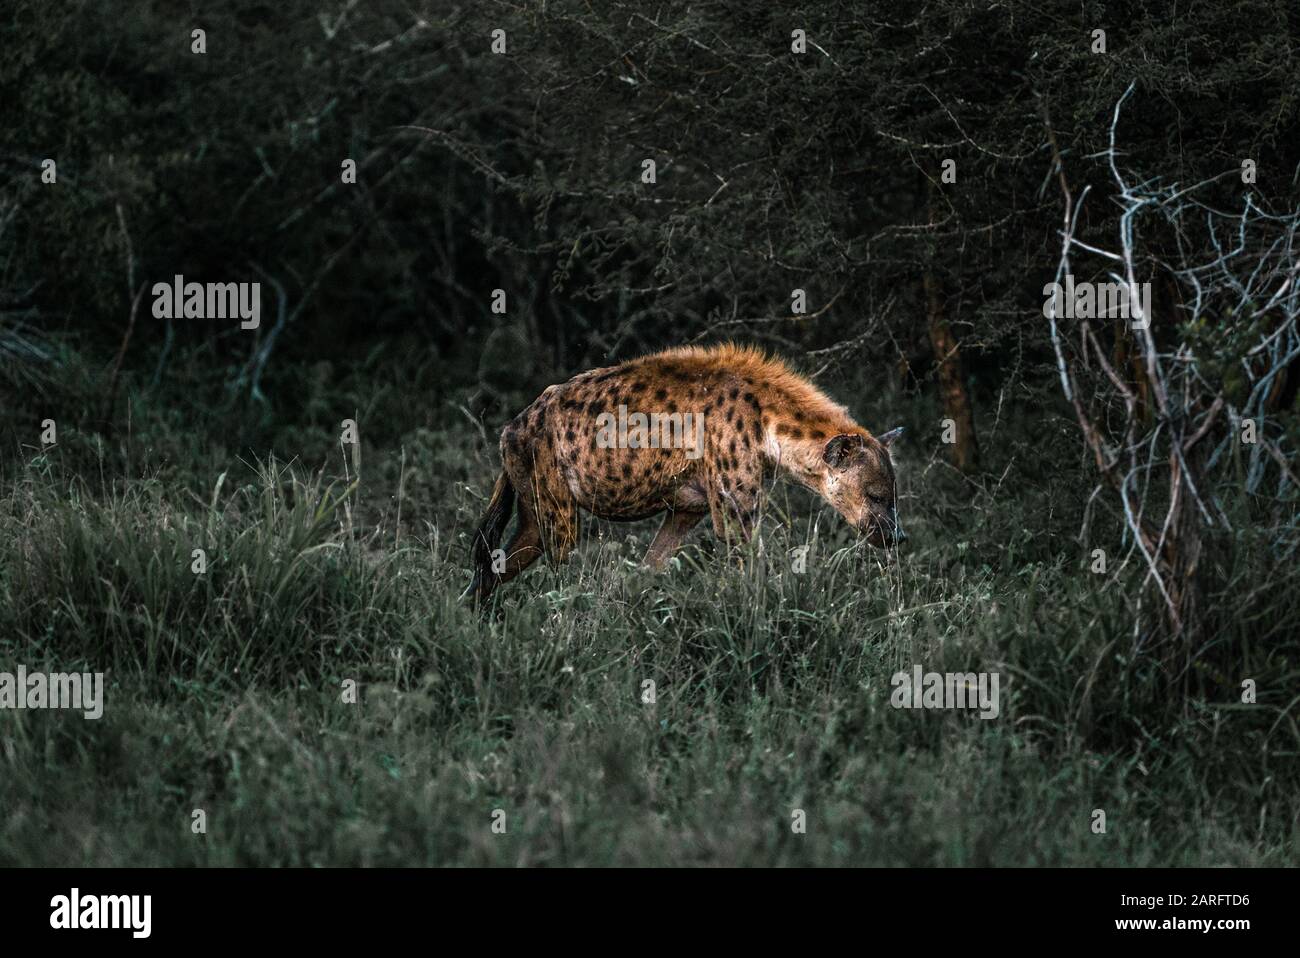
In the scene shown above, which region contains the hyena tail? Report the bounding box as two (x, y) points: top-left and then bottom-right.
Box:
(464, 471), (515, 603)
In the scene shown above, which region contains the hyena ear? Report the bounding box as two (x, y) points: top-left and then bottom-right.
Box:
(877, 426), (905, 448)
(823, 433), (865, 469)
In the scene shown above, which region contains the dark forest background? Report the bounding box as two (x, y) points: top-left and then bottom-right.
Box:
(1, 1), (1298, 866)
(7, 1), (1297, 427)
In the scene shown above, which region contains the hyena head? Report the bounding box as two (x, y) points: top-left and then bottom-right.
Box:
(821, 427), (906, 547)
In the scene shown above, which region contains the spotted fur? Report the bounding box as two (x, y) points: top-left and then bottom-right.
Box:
(467, 343), (904, 602)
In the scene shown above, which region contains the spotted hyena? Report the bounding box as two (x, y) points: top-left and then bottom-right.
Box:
(467, 343), (904, 602)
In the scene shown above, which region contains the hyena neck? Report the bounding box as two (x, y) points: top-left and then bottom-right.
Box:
(644, 343), (867, 498)
(762, 409), (868, 498)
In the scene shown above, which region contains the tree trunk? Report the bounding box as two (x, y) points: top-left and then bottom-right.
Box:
(924, 270), (979, 471)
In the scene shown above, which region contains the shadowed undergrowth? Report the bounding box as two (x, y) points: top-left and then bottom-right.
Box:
(1, 404), (1296, 866)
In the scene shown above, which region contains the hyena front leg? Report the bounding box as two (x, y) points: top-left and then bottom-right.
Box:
(706, 481), (760, 547)
(705, 460), (763, 549)
(645, 510), (706, 569)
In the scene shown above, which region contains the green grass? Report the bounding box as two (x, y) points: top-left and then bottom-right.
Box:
(0, 373), (1297, 867)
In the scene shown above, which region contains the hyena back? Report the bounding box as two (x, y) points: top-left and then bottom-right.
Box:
(468, 343), (903, 602)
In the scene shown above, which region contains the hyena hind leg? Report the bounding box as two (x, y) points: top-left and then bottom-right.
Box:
(499, 500), (545, 579)
(472, 496), (544, 604)
(536, 492), (581, 564)
(511, 450), (581, 566)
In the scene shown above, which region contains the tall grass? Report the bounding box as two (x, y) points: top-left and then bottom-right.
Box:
(0, 346), (1295, 867)
(1, 396), (1296, 865)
